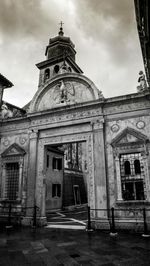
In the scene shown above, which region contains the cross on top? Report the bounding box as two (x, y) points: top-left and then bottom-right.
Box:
(59, 21), (64, 28)
(59, 21), (64, 36)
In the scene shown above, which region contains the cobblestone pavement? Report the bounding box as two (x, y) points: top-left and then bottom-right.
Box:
(0, 226), (150, 265)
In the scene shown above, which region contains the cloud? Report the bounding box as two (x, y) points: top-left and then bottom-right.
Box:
(74, 0), (139, 66)
(0, 0), (144, 107)
(0, 0), (53, 41)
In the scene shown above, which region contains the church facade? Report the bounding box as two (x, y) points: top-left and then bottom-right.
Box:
(0, 17), (150, 229)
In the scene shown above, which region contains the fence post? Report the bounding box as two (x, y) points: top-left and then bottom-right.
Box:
(142, 208), (149, 237)
(110, 207), (117, 235)
(87, 206), (92, 231)
(33, 205), (37, 227)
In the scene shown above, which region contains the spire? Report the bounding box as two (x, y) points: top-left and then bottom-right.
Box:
(59, 21), (64, 36)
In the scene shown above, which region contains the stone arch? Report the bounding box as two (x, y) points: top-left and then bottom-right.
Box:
(29, 73), (101, 112)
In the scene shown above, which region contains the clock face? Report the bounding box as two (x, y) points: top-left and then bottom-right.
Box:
(136, 121), (145, 129)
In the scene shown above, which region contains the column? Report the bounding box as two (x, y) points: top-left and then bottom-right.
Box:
(115, 155), (123, 201)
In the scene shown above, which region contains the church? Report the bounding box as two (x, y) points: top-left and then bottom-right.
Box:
(0, 1), (150, 230)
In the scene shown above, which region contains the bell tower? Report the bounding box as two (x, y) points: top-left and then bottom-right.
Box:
(36, 23), (83, 89)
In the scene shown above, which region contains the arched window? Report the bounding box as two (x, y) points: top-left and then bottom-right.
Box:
(44, 68), (50, 81)
(134, 159), (141, 174)
(124, 160), (131, 175)
(53, 65), (60, 74)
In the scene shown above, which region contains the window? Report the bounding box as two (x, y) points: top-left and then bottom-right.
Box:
(46, 154), (49, 168)
(52, 184), (61, 197)
(124, 161), (131, 175)
(120, 153), (145, 201)
(5, 162), (19, 200)
(44, 68), (50, 81)
(53, 65), (59, 74)
(134, 159), (141, 174)
(52, 157), (62, 170)
(73, 185), (81, 205)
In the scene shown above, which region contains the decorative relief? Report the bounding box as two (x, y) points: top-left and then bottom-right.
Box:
(111, 124), (120, 133)
(19, 136), (27, 145)
(2, 137), (10, 147)
(136, 120), (145, 129)
(53, 80), (75, 104)
(29, 108), (102, 128)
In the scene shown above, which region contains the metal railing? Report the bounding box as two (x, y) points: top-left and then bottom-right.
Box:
(87, 206), (150, 235)
(0, 203), (40, 228)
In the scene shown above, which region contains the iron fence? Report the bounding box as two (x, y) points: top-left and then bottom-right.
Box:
(87, 206), (150, 235)
(0, 203), (40, 228)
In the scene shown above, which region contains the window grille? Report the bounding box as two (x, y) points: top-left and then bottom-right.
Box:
(120, 153), (145, 201)
(5, 162), (19, 200)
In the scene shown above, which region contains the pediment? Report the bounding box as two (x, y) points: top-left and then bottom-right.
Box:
(1, 143), (26, 157)
(111, 127), (148, 147)
(29, 73), (102, 112)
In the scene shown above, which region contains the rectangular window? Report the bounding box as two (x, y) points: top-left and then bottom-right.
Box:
(46, 154), (49, 168)
(52, 157), (62, 170)
(120, 153), (145, 201)
(52, 184), (61, 197)
(5, 162), (19, 200)
(73, 185), (81, 205)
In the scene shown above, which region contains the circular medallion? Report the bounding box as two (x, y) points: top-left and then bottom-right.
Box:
(111, 124), (120, 133)
(3, 137), (10, 147)
(136, 121), (145, 129)
(19, 136), (27, 145)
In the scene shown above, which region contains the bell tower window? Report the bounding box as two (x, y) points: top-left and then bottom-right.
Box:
(44, 68), (50, 82)
(53, 65), (60, 74)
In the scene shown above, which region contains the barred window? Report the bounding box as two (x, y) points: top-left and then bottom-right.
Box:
(5, 162), (19, 200)
(120, 153), (145, 201)
(124, 161), (131, 175)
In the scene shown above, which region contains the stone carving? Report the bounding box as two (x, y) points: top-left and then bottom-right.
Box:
(98, 90), (104, 99)
(53, 80), (75, 104)
(19, 136), (27, 145)
(111, 124), (120, 133)
(2, 137), (10, 147)
(136, 120), (145, 129)
(1, 103), (13, 119)
(137, 71), (148, 92)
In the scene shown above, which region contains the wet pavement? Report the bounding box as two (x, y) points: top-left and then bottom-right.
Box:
(0, 226), (150, 265)
(46, 207), (87, 230)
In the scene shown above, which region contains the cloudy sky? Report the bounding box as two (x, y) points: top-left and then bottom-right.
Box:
(0, 0), (144, 108)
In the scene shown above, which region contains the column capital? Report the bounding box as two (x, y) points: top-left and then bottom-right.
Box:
(29, 129), (39, 139)
(90, 118), (104, 131)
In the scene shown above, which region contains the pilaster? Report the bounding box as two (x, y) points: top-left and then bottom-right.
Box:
(26, 129), (39, 216)
(90, 119), (107, 215)
(114, 154), (123, 201)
